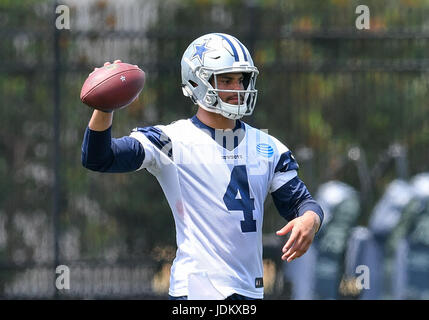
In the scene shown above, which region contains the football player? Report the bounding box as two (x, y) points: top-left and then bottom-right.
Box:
(81, 33), (324, 300)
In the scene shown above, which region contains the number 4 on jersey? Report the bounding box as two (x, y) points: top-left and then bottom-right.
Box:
(223, 165), (256, 233)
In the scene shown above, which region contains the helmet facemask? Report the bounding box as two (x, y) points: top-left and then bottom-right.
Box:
(195, 67), (258, 120)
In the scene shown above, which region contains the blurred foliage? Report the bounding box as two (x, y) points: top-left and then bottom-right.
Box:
(0, 0), (429, 297)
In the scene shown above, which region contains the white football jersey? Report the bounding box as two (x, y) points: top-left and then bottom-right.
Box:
(129, 117), (298, 299)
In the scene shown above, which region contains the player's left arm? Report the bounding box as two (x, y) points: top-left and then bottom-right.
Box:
(269, 147), (324, 262)
(272, 176), (323, 262)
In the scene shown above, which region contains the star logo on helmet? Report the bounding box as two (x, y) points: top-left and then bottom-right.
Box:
(191, 40), (213, 64)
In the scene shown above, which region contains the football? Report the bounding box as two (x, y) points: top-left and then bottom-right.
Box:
(80, 62), (145, 112)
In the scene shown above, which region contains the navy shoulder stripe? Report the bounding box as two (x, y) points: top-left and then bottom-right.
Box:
(133, 126), (173, 159)
(275, 150), (299, 173)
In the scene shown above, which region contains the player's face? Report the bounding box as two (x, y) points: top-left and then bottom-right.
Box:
(211, 73), (245, 105)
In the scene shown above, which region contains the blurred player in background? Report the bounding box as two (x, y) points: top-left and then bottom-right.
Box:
(81, 33), (324, 300)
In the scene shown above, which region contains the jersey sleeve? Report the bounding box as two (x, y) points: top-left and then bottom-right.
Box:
(129, 126), (173, 173)
(81, 126), (145, 173)
(269, 136), (324, 228)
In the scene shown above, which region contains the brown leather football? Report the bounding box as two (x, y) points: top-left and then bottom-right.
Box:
(80, 62), (145, 112)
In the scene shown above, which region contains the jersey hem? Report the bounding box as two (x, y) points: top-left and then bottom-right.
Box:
(168, 287), (264, 300)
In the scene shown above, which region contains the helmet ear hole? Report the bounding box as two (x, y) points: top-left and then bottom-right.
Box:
(189, 80), (198, 88)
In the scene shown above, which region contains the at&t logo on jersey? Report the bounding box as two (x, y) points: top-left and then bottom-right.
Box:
(256, 143), (274, 158)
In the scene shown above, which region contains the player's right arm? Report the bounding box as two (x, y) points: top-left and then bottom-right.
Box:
(81, 61), (145, 173)
(81, 115), (146, 173)
(88, 109), (113, 132)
